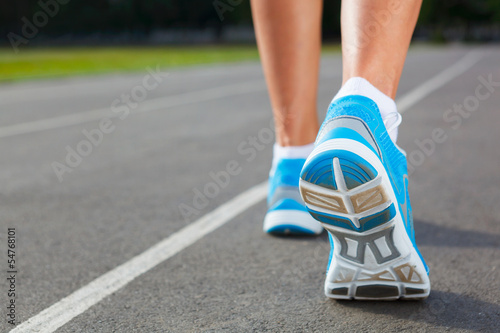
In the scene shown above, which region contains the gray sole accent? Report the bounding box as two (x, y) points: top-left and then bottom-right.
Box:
(355, 285), (400, 298)
(405, 287), (427, 295)
(333, 226), (401, 265)
(316, 116), (381, 157)
(268, 186), (304, 208)
(330, 287), (349, 296)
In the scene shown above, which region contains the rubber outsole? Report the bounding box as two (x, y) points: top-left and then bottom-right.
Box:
(263, 209), (323, 236)
(299, 138), (430, 300)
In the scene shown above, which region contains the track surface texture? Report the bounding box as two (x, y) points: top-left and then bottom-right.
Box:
(0, 45), (499, 332)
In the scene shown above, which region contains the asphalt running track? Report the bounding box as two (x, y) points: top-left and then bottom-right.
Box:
(0, 45), (499, 332)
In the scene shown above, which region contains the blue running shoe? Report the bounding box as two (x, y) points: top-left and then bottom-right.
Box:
(264, 158), (323, 235)
(299, 95), (430, 300)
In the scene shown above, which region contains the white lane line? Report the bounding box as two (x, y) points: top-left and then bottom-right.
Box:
(11, 50), (483, 332)
(10, 181), (268, 333)
(0, 64), (263, 105)
(397, 50), (483, 113)
(0, 51), (481, 139)
(0, 79), (267, 139)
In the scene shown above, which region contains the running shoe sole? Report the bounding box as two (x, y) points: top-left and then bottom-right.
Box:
(299, 138), (430, 300)
(263, 209), (323, 235)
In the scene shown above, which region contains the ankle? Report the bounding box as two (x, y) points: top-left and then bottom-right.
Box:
(275, 122), (318, 147)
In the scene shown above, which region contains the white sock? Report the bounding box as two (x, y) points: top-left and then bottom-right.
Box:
(332, 77), (401, 143)
(270, 142), (315, 176)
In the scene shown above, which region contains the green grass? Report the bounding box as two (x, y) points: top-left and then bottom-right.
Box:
(0, 45), (340, 82)
(0, 46), (261, 82)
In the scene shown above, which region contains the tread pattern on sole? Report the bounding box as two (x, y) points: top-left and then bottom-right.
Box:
(334, 225), (401, 265)
(300, 143), (430, 300)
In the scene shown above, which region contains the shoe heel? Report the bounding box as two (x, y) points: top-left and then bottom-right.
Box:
(299, 139), (430, 300)
(300, 148), (391, 233)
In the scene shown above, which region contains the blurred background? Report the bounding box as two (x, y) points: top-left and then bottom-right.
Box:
(1, 0), (499, 81)
(1, 2), (500, 332)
